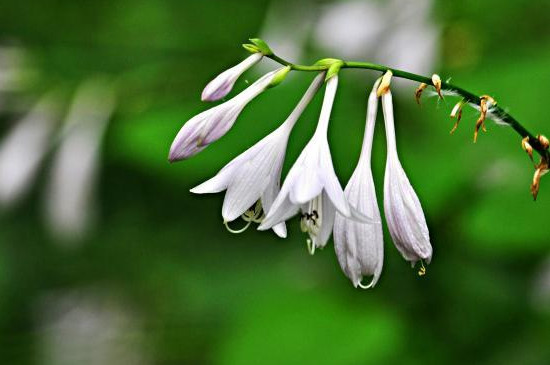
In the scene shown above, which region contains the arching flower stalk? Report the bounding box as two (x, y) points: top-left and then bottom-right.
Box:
(169, 38), (549, 287)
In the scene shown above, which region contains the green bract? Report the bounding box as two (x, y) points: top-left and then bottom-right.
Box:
(249, 38), (273, 56)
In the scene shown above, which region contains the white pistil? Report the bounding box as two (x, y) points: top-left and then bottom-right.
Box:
(300, 195), (323, 253)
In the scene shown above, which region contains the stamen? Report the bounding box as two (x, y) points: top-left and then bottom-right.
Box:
(224, 220), (252, 234)
(242, 200), (264, 223)
(417, 260), (427, 276)
(300, 195), (324, 255)
(357, 276), (375, 290)
(306, 238), (316, 255)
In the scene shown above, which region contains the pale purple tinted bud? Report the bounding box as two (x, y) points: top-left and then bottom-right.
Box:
(201, 53), (262, 102)
(169, 68), (280, 162)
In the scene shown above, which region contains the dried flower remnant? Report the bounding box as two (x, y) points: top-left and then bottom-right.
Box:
(531, 159), (549, 201)
(538, 134), (549, 150)
(431, 74), (442, 99)
(473, 95), (496, 143)
(522, 137), (534, 162)
(449, 99), (466, 134)
(415, 83), (428, 105)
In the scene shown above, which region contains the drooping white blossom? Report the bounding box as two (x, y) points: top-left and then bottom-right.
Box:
(191, 73), (326, 238)
(259, 76), (369, 253)
(45, 78), (116, 242)
(0, 94), (58, 207)
(382, 89), (432, 265)
(201, 53), (263, 102)
(169, 67), (284, 161)
(333, 81), (383, 288)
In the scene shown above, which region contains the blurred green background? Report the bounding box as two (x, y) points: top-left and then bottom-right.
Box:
(0, 0), (549, 364)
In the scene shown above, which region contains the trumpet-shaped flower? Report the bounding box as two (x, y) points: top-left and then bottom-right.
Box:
(201, 53), (263, 102)
(382, 90), (432, 265)
(169, 67), (284, 161)
(259, 76), (368, 253)
(191, 73), (326, 238)
(0, 94), (58, 206)
(333, 81), (383, 289)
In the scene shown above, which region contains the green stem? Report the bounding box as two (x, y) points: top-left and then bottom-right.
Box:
(267, 54), (549, 161)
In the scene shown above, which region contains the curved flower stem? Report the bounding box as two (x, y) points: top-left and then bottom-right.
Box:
(267, 54), (549, 161)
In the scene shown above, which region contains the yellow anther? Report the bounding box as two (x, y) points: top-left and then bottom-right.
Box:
(377, 70), (393, 97)
(417, 260), (427, 276)
(242, 200), (264, 223)
(415, 83), (428, 105)
(431, 74), (442, 99)
(521, 137), (534, 162)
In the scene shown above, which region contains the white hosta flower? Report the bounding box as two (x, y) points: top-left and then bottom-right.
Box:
(0, 94), (58, 207)
(45, 78), (115, 242)
(333, 82), (383, 289)
(382, 90), (432, 265)
(191, 73), (326, 238)
(169, 67), (284, 161)
(259, 76), (368, 253)
(201, 53), (263, 102)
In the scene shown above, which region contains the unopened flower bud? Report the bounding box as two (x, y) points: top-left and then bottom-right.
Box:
(268, 66), (291, 88)
(431, 74), (442, 99)
(377, 70), (393, 97)
(415, 83), (427, 105)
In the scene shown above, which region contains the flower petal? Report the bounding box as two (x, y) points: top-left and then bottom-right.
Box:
(190, 164), (237, 194)
(258, 195), (299, 230)
(316, 191), (336, 248)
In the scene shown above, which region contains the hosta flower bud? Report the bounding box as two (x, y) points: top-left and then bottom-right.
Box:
(201, 53), (263, 102)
